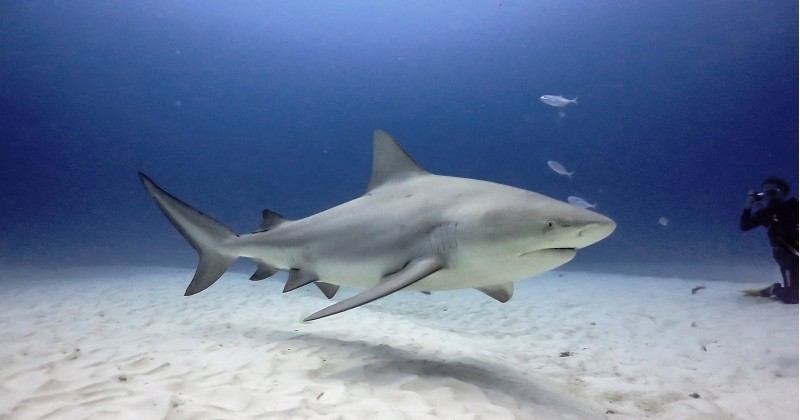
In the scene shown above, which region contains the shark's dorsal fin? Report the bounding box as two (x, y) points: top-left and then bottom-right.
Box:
(255, 209), (286, 233)
(367, 129), (427, 191)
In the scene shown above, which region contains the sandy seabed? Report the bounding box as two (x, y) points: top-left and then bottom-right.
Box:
(0, 266), (796, 419)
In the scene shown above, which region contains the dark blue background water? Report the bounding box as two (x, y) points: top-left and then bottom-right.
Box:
(1, 1), (797, 277)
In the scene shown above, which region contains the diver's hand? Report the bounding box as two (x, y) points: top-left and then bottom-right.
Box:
(745, 190), (756, 209)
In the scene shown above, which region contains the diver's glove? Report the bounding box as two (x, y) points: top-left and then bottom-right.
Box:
(744, 190), (756, 209)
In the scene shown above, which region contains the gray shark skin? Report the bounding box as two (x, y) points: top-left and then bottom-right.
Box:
(139, 130), (616, 321)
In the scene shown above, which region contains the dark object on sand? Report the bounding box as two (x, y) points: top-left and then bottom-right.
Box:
(691, 286), (706, 295)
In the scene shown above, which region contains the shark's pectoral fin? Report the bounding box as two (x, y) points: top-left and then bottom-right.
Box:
(304, 255), (445, 321)
(283, 268), (319, 293)
(475, 283), (514, 303)
(250, 260), (279, 281)
(315, 282), (340, 299)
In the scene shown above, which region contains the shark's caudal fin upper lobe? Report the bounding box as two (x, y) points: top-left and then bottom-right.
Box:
(138, 172), (238, 295)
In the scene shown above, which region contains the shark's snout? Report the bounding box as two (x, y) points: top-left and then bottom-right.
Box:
(575, 217), (616, 248)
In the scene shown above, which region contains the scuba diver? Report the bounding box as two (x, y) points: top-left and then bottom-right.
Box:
(740, 176), (798, 304)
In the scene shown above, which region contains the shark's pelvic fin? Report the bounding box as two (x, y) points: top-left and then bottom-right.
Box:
(304, 255), (445, 321)
(367, 129), (428, 191)
(283, 268), (319, 293)
(475, 283), (514, 302)
(250, 259), (279, 281)
(315, 282), (340, 299)
(255, 209), (287, 233)
(138, 172), (238, 296)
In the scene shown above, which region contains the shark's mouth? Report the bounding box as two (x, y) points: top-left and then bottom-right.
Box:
(519, 248), (576, 257)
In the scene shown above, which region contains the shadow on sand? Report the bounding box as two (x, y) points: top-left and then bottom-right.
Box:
(257, 328), (604, 419)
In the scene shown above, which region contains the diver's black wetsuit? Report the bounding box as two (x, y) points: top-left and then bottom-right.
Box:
(740, 198), (799, 304)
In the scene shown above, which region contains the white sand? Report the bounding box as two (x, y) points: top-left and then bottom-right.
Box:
(0, 266), (796, 419)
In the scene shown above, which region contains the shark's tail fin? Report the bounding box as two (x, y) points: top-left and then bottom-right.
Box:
(572, 96), (579, 105)
(139, 172), (238, 295)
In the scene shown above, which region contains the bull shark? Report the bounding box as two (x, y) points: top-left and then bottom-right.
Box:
(139, 130), (615, 321)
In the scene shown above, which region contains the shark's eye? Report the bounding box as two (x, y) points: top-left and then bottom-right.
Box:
(546, 220), (555, 229)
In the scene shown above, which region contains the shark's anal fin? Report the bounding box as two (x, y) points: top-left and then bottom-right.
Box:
(475, 283), (514, 303)
(250, 259), (279, 281)
(315, 282), (340, 299)
(283, 269), (319, 293)
(304, 255), (444, 321)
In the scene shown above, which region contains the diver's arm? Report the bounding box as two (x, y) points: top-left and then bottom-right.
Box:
(740, 207), (764, 231)
(740, 191), (763, 231)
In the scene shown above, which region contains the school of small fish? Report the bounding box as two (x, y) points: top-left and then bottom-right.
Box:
(541, 93), (669, 233)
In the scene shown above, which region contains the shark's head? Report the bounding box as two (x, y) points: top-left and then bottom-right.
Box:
(455, 188), (616, 272)
(520, 197), (617, 251)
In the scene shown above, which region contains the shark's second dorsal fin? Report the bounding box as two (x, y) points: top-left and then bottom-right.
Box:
(255, 209), (286, 233)
(367, 130), (427, 191)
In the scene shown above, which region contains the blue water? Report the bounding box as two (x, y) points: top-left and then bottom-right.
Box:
(1, 1), (797, 276)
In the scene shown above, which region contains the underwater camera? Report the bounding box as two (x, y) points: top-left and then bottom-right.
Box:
(749, 191), (765, 202)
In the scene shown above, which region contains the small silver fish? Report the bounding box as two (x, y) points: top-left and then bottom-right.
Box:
(547, 160), (574, 178)
(540, 95), (579, 107)
(658, 217), (669, 227)
(567, 196), (596, 210)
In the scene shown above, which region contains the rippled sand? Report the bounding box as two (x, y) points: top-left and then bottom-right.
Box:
(0, 266), (796, 419)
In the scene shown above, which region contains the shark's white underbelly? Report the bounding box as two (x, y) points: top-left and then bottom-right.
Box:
(240, 230), (576, 292)
(307, 250), (573, 292)
(311, 260), (492, 291)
